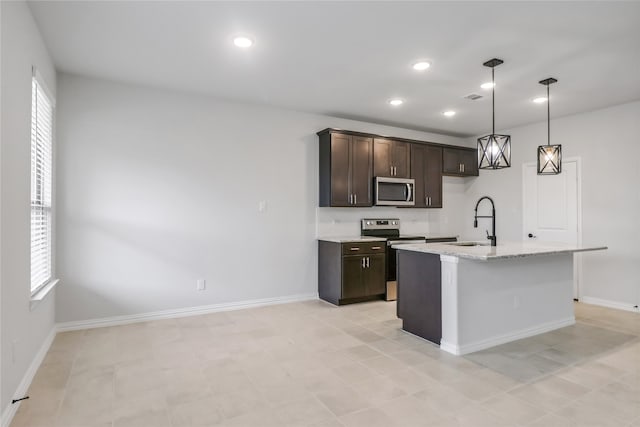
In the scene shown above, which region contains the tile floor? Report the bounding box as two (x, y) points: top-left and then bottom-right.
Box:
(10, 300), (640, 427)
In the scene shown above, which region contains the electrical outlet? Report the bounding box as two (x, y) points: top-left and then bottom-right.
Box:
(258, 201), (267, 213)
(197, 279), (206, 291)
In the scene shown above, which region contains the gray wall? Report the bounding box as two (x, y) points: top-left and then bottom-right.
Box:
(1, 0), (57, 414)
(54, 73), (468, 324)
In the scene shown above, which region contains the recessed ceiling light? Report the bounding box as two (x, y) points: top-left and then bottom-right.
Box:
(233, 36), (254, 48)
(480, 82), (495, 89)
(388, 99), (404, 106)
(533, 97), (548, 103)
(442, 110), (456, 117)
(412, 61), (431, 71)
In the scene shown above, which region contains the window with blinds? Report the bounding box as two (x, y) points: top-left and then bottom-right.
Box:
(30, 74), (54, 294)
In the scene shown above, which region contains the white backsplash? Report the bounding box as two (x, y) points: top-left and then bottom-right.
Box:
(316, 178), (468, 238)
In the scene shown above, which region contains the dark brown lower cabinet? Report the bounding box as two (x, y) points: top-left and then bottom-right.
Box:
(319, 241), (386, 305)
(396, 250), (442, 344)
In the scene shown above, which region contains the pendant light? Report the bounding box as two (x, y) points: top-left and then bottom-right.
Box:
(478, 58), (511, 170)
(537, 78), (561, 174)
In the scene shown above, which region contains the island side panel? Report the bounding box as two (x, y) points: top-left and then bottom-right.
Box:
(441, 253), (575, 355)
(396, 250), (442, 344)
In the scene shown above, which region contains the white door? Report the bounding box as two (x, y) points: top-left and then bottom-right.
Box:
(523, 159), (581, 298)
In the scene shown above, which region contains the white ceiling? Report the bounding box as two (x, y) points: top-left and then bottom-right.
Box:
(28, 1), (640, 137)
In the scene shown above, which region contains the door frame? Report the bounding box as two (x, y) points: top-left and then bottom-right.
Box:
(522, 157), (583, 299)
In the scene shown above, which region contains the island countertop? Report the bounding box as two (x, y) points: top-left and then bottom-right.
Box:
(393, 240), (607, 260)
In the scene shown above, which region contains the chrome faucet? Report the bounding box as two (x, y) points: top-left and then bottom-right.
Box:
(474, 196), (497, 246)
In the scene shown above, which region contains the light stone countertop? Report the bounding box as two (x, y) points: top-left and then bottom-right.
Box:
(393, 240), (607, 261)
(317, 236), (387, 243)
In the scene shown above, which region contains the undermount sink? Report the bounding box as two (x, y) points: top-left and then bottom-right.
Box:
(449, 241), (490, 247)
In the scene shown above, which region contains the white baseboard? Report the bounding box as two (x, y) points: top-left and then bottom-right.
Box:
(580, 296), (639, 313)
(440, 317), (576, 356)
(57, 293), (319, 332)
(1, 327), (56, 427)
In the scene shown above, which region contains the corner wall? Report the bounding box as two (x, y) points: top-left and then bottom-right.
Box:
(54, 73), (469, 324)
(461, 101), (640, 308)
(1, 0), (57, 416)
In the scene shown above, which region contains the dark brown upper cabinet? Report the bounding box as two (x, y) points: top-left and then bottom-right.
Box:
(319, 130), (373, 207)
(373, 138), (411, 178)
(442, 147), (479, 177)
(411, 144), (443, 208)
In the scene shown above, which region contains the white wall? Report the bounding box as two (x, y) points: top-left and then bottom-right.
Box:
(461, 101), (640, 308)
(55, 73), (469, 323)
(0, 0), (57, 414)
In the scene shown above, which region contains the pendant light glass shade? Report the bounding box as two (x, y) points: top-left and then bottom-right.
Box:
(537, 78), (561, 175)
(478, 59), (511, 169)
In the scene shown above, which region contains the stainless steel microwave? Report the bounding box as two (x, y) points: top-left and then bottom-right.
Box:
(374, 177), (415, 206)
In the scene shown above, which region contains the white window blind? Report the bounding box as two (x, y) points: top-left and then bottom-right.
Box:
(30, 73), (54, 294)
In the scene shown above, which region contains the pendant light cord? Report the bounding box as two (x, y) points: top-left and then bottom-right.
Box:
(492, 67), (495, 134)
(547, 84), (551, 146)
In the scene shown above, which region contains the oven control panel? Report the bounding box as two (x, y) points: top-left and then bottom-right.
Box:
(361, 218), (400, 231)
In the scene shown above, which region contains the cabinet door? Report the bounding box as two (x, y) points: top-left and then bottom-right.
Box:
(391, 141), (411, 178)
(374, 139), (410, 178)
(442, 148), (461, 174)
(373, 138), (393, 178)
(330, 134), (351, 206)
(443, 147), (479, 176)
(342, 256), (366, 299)
(411, 144), (442, 208)
(351, 136), (373, 206)
(459, 149), (479, 176)
(410, 144), (427, 208)
(424, 145), (443, 207)
(364, 254), (386, 296)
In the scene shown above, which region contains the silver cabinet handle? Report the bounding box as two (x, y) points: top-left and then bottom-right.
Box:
(349, 194), (352, 204)
(366, 257), (370, 268)
(361, 257), (366, 268)
(371, 246), (382, 250)
(462, 164), (465, 173)
(350, 247), (360, 251)
(390, 166), (393, 176)
(425, 196), (428, 206)
(354, 194), (357, 205)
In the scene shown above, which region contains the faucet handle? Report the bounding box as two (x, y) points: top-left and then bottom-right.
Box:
(485, 229), (491, 239)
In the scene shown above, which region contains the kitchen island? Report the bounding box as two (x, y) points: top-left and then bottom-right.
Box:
(395, 241), (607, 355)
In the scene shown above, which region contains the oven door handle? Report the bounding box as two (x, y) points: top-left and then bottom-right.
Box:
(387, 239), (426, 246)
